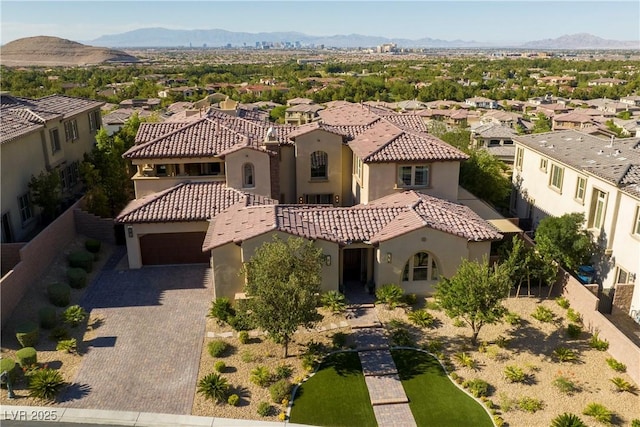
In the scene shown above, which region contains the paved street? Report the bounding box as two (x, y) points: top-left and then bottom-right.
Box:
(59, 258), (212, 414)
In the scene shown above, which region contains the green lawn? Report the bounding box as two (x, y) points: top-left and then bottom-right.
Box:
(289, 351), (377, 427)
(391, 349), (493, 427)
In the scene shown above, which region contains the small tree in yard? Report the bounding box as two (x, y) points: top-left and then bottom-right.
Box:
(436, 258), (511, 345)
(535, 213), (595, 272)
(29, 170), (62, 224)
(243, 236), (322, 358)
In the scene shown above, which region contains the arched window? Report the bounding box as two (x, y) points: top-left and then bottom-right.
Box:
(243, 163), (255, 188)
(402, 252), (440, 282)
(310, 151), (328, 180)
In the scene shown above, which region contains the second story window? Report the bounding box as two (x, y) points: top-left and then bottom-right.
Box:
(353, 156), (363, 182)
(243, 163), (255, 188)
(64, 119), (79, 141)
(88, 111), (100, 132)
(539, 158), (548, 172)
(398, 165), (429, 188)
(50, 128), (61, 154)
(575, 176), (586, 202)
(549, 164), (564, 192)
(310, 151), (328, 180)
(515, 147), (524, 170)
(18, 193), (33, 224)
(588, 188), (607, 230)
(633, 206), (640, 236)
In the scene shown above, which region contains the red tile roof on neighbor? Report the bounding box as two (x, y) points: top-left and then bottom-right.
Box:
(202, 190), (501, 251)
(115, 181), (277, 223)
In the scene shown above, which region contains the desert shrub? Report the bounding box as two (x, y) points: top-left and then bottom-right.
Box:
(209, 297), (235, 323)
(493, 416), (505, 427)
(214, 361), (226, 373)
(38, 306), (58, 330)
(582, 402), (612, 425)
(408, 309), (435, 328)
(423, 339), (442, 353)
(251, 365), (273, 387)
(605, 357), (626, 373)
(16, 347), (37, 367)
(566, 323), (582, 339)
(425, 299), (441, 310)
(47, 283), (71, 307)
(589, 332), (609, 351)
(402, 293), (417, 306)
(269, 379), (292, 403)
(504, 311), (521, 326)
(236, 331), (249, 345)
(28, 368), (65, 400)
(453, 318), (466, 327)
(389, 327), (415, 347)
(67, 251), (93, 273)
(241, 350), (256, 363)
(275, 364), (293, 380)
(504, 365), (527, 383)
(518, 396), (544, 413)
(499, 392), (516, 412)
(228, 310), (255, 331)
(553, 374), (579, 394)
(197, 372), (229, 403)
(56, 338), (77, 354)
(257, 401), (272, 417)
(556, 296), (570, 309)
(553, 347), (578, 363)
(495, 335), (510, 349)
(454, 352), (477, 370)
(550, 413), (587, 427)
(49, 326), (69, 341)
(0, 358), (17, 382)
(567, 308), (582, 324)
(227, 393), (240, 406)
(67, 268), (88, 289)
(301, 354), (319, 371)
(375, 284), (404, 309)
(462, 378), (490, 397)
(531, 306), (554, 323)
(320, 290), (348, 313)
(208, 340), (229, 358)
(15, 321), (39, 348)
(85, 239), (101, 254)
(62, 305), (87, 327)
(632, 420), (640, 427)
(610, 377), (636, 393)
(331, 331), (347, 348)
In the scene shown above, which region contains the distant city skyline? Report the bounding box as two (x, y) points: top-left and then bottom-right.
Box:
(1, 1), (639, 45)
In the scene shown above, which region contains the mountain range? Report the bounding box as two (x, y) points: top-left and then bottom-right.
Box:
(89, 29), (640, 50)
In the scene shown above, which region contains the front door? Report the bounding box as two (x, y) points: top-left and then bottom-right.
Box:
(343, 248), (363, 282)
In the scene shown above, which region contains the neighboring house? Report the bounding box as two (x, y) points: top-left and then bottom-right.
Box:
(0, 93), (104, 242)
(470, 123), (517, 164)
(620, 95), (640, 107)
(552, 111), (598, 131)
(102, 108), (162, 135)
(465, 97), (499, 109)
(588, 78), (628, 87)
(116, 102), (506, 299)
(586, 98), (636, 115)
(119, 98), (161, 109)
(287, 97), (314, 106)
(284, 103), (325, 125)
(511, 130), (640, 320)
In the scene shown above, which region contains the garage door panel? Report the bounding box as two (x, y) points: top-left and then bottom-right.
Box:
(140, 232), (209, 265)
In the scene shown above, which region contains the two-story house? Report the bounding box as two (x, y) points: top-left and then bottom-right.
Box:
(1, 93), (104, 243)
(465, 97), (499, 110)
(511, 130), (640, 321)
(116, 102), (504, 300)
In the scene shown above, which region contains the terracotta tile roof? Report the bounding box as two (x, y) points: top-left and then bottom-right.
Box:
(115, 181), (276, 223)
(1, 94), (103, 144)
(286, 122), (349, 140)
(202, 190), (500, 251)
(318, 104), (381, 126)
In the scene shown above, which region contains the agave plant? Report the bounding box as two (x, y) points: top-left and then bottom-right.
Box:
(320, 290), (348, 313)
(550, 413), (587, 427)
(197, 372), (229, 403)
(28, 368), (65, 400)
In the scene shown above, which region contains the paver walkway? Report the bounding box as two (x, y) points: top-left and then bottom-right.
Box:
(347, 302), (417, 427)
(59, 253), (212, 415)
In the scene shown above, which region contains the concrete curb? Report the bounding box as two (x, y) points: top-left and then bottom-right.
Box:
(0, 405), (312, 426)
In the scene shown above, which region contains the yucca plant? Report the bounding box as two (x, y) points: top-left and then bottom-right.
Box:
(518, 396), (544, 413)
(553, 347), (578, 363)
(62, 305), (87, 327)
(504, 311), (521, 326)
(503, 365), (527, 383)
(610, 377), (636, 393)
(375, 284), (404, 309)
(454, 352), (477, 370)
(566, 323), (582, 339)
(555, 297), (570, 309)
(250, 365), (273, 387)
(320, 291), (348, 313)
(605, 357), (626, 373)
(553, 374), (578, 395)
(550, 413), (587, 427)
(56, 338), (77, 354)
(589, 332), (609, 351)
(531, 306), (554, 323)
(197, 372), (229, 403)
(462, 378), (490, 397)
(407, 309), (435, 328)
(28, 368), (65, 400)
(582, 402), (612, 425)
(566, 308), (582, 324)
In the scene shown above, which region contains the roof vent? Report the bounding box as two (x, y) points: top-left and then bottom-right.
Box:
(597, 149), (604, 155)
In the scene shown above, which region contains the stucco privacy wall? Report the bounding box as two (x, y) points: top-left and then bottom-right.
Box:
(74, 208), (116, 244)
(559, 269), (640, 386)
(0, 200), (81, 325)
(1, 243), (25, 276)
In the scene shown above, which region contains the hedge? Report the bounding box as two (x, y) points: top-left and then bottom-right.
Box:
(38, 306), (58, 330)
(15, 321), (39, 347)
(67, 268), (88, 289)
(16, 347), (37, 367)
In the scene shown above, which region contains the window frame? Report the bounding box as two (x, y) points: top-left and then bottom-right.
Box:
(549, 163), (564, 192)
(17, 193), (33, 225)
(633, 206), (640, 236)
(515, 147), (524, 170)
(575, 176), (586, 202)
(353, 156), (363, 183)
(588, 188), (607, 230)
(310, 151), (328, 180)
(243, 163), (255, 188)
(396, 164), (430, 188)
(50, 128), (61, 154)
(539, 157), (548, 172)
(615, 266), (629, 284)
(88, 110), (100, 133)
(401, 251), (440, 282)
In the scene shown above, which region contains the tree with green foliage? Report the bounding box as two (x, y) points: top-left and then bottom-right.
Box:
(436, 258), (511, 345)
(28, 170), (62, 224)
(532, 112), (552, 133)
(243, 236), (323, 357)
(269, 105), (287, 123)
(534, 213), (595, 272)
(460, 149), (512, 209)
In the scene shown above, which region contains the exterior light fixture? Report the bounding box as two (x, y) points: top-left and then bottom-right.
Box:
(325, 255), (331, 266)
(126, 225), (133, 238)
(386, 252), (392, 263)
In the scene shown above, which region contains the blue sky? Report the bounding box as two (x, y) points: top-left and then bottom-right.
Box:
(1, 1), (639, 44)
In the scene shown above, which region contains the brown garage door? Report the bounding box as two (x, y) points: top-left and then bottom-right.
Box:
(140, 232), (209, 265)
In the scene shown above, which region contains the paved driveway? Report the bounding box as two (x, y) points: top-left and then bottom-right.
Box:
(60, 255), (212, 415)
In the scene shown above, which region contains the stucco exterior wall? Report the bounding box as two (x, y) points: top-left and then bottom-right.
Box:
(224, 148), (272, 199)
(278, 146), (296, 203)
(125, 221), (209, 268)
(294, 130), (345, 205)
